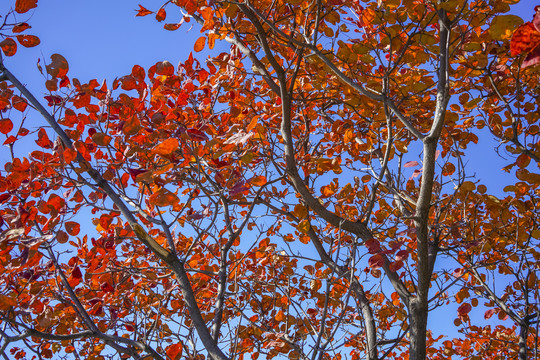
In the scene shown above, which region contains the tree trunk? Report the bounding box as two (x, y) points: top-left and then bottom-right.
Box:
(409, 297), (428, 360)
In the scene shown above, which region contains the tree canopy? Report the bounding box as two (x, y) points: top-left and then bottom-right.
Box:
(0, 1), (539, 359)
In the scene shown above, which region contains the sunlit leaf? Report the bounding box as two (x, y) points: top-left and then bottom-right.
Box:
(152, 138), (179, 156)
(0, 38), (17, 57)
(149, 188), (179, 207)
(15, 0), (37, 14)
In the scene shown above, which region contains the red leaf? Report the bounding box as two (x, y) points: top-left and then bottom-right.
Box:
(63, 148), (77, 164)
(156, 8), (166, 22)
(0, 119), (13, 134)
(250, 176), (266, 187)
(457, 303), (472, 316)
(44, 95), (63, 106)
(12, 23), (31, 33)
(156, 61), (175, 76)
(3, 135), (17, 145)
(365, 238), (381, 254)
(35, 128), (53, 148)
(128, 168), (148, 181)
(69, 266), (83, 287)
(16, 35), (40, 48)
(186, 128), (208, 141)
(368, 254), (385, 269)
(136, 5), (152, 17)
(0, 294), (17, 310)
(65, 221), (80, 236)
(389, 260), (403, 272)
(523, 43), (540, 68)
(395, 249), (409, 261)
(12, 96), (27, 112)
(15, 0), (37, 14)
(0, 38), (17, 57)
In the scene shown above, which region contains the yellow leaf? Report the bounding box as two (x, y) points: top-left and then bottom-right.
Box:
(297, 219), (310, 234)
(293, 204), (307, 219)
(490, 15), (523, 40)
(460, 181), (476, 192)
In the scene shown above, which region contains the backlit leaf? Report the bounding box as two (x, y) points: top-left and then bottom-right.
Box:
(490, 15), (523, 40)
(152, 138), (179, 156)
(166, 343), (183, 360)
(194, 36), (206, 52)
(149, 188), (179, 207)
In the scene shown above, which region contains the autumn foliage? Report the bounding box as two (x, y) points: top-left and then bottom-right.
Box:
(0, 1), (539, 360)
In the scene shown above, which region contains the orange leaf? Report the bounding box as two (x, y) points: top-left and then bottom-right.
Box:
(511, 22), (540, 56)
(16, 35), (40, 48)
(250, 176), (266, 187)
(156, 8), (166, 21)
(91, 132), (112, 146)
(0, 119), (13, 134)
(152, 138), (179, 156)
(12, 96), (27, 112)
(0, 294), (17, 310)
(12, 23), (31, 33)
(149, 188), (179, 207)
(136, 5), (152, 17)
(46, 54), (69, 78)
(194, 36), (206, 52)
(166, 343), (183, 360)
(0, 38), (17, 57)
(63, 148), (77, 164)
(123, 116), (141, 136)
(15, 0), (37, 14)
(65, 221), (80, 236)
(164, 23), (181, 31)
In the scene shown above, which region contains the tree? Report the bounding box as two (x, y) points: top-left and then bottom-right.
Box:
(0, 0), (539, 359)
